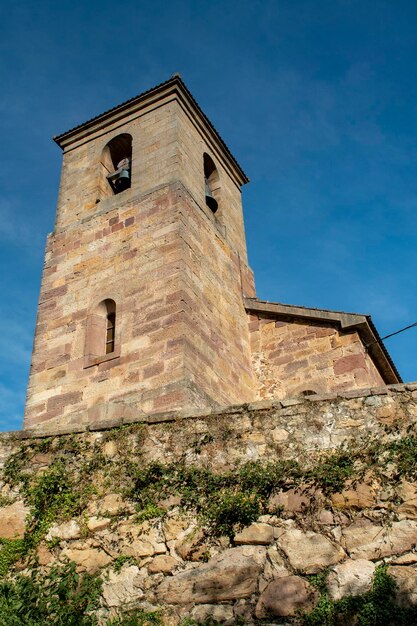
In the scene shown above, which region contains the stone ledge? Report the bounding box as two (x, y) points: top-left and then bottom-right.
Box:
(6, 381), (417, 441)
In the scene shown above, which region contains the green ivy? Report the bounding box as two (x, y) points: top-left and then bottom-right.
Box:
(0, 561), (102, 626)
(302, 565), (417, 626)
(0, 538), (26, 577)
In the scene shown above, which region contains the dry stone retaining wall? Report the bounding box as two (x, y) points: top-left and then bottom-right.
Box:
(1, 384), (417, 623)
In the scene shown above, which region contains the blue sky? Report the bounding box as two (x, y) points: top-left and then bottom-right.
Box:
(1, 0), (416, 430)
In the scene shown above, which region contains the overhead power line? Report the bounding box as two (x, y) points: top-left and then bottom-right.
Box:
(366, 321), (417, 349)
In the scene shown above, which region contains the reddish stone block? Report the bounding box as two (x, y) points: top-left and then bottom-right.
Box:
(334, 354), (366, 375)
(47, 391), (83, 412)
(143, 363), (164, 379)
(312, 327), (336, 338)
(111, 222), (124, 233)
(124, 216), (135, 227)
(109, 216), (119, 226)
(284, 359), (308, 375)
(40, 285), (68, 302)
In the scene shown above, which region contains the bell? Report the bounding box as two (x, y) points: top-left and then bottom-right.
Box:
(107, 158), (131, 194)
(205, 179), (218, 213)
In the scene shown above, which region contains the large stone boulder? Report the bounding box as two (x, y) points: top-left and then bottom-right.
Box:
(157, 546), (266, 604)
(0, 501), (29, 539)
(388, 566), (417, 607)
(342, 519), (417, 560)
(276, 528), (345, 573)
(46, 519), (81, 541)
(331, 482), (376, 510)
(327, 559), (375, 600)
(102, 565), (145, 607)
(148, 555), (179, 574)
(234, 523), (274, 545)
(61, 547), (112, 573)
(256, 576), (319, 618)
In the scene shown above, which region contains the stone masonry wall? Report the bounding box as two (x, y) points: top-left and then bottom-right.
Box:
(249, 315), (385, 400)
(4, 385), (417, 623)
(25, 91), (257, 433)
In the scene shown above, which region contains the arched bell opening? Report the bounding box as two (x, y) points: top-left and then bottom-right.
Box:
(203, 153), (220, 214)
(100, 134), (132, 198)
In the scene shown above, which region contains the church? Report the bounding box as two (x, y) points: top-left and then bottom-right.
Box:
(23, 75), (401, 433)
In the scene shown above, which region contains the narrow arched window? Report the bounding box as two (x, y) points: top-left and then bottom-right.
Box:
(106, 309), (116, 354)
(100, 134), (132, 198)
(84, 299), (118, 367)
(203, 153), (220, 214)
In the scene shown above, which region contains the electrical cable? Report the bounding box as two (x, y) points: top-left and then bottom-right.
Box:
(366, 321), (417, 349)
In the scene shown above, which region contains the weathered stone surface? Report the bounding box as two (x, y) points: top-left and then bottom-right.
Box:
(148, 555), (179, 574)
(118, 522), (166, 558)
(157, 546), (266, 603)
(277, 528), (345, 573)
(318, 510), (334, 525)
(331, 482), (376, 510)
(0, 501), (29, 539)
(392, 552), (417, 565)
(256, 576), (319, 618)
(342, 519), (417, 559)
(36, 544), (54, 566)
(398, 481), (417, 519)
(99, 493), (125, 516)
(163, 517), (189, 542)
(123, 539), (156, 559)
(388, 566), (417, 607)
(269, 487), (319, 514)
(175, 527), (205, 560)
(234, 523), (274, 545)
(46, 519), (81, 541)
(102, 565), (144, 607)
(259, 549), (290, 593)
(327, 559), (375, 601)
(190, 604), (234, 625)
(61, 547), (112, 573)
(87, 516), (111, 532)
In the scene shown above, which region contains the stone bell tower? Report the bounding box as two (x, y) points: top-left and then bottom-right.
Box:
(24, 76), (258, 432)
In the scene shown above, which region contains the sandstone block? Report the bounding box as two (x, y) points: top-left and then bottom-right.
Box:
(0, 501), (29, 539)
(277, 528), (345, 573)
(87, 516), (111, 532)
(46, 519), (81, 541)
(256, 576), (319, 618)
(191, 604), (234, 625)
(398, 481), (417, 519)
(342, 519), (417, 560)
(100, 493), (125, 516)
(148, 555), (179, 574)
(102, 565), (144, 607)
(392, 552), (417, 565)
(327, 559), (375, 601)
(36, 544), (54, 566)
(163, 517), (189, 542)
(388, 565), (417, 607)
(331, 480), (376, 510)
(61, 547), (112, 573)
(175, 527), (205, 560)
(269, 487), (319, 514)
(234, 523), (274, 545)
(157, 546), (266, 603)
